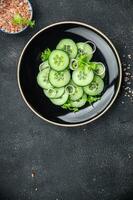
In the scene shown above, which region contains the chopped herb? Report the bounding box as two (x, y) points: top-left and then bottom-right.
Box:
(62, 102), (79, 112)
(41, 48), (51, 62)
(12, 13), (35, 28)
(78, 54), (88, 66)
(87, 96), (101, 104)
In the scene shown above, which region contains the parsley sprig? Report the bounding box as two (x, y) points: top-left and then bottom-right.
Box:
(87, 96), (101, 104)
(41, 48), (51, 62)
(62, 103), (79, 112)
(12, 14), (35, 28)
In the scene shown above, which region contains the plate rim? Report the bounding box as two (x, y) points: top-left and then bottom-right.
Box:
(17, 21), (122, 127)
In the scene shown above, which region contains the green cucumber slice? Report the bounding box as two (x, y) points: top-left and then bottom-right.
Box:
(69, 81), (83, 101)
(37, 68), (52, 89)
(100, 72), (105, 79)
(70, 59), (78, 70)
(49, 50), (69, 71)
(77, 42), (93, 61)
(39, 61), (50, 71)
(56, 38), (78, 59)
(95, 62), (105, 79)
(49, 69), (71, 87)
(72, 65), (94, 86)
(50, 91), (69, 106)
(70, 93), (87, 108)
(65, 84), (75, 95)
(88, 62), (106, 79)
(44, 88), (56, 99)
(44, 87), (65, 99)
(83, 75), (104, 96)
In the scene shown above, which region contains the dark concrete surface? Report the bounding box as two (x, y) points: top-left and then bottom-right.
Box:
(0, 0), (133, 200)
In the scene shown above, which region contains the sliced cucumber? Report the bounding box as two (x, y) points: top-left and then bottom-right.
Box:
(56, 38), (78, 59)
(39, 61), (50, 71)
(84, 75), (104, 96)
(69, 81), (83, 101)
(50, 90), (69, 106)
(49, 69), (71, 88)
(70, 93), (87, 108)
(95, 62), (105, 79)
(100, 72), (105, 79)
(37, 38), (105, 111)
(65, 84), (75, 95)
(49, 50), (69, 71)
(44, 88), (56, 99)
(44, 87), (65, 99)
(37, 68), (52, 89)
(77, 42), (93, 61)
(72, 65), (94, 86)
(70, 59), (78, 70)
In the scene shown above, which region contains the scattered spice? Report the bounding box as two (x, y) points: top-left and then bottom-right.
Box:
(122, 53), (133, 103)
(128, 54), (132, 59)
(128, 154), (132, 159)
(0, 0), (33, 33)
(31, 170), (36, 178)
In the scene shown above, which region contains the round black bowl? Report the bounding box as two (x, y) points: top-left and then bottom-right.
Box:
(17, 21), (122, 127)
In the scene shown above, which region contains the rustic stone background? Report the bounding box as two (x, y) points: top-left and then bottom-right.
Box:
(0, 0), (133, 199)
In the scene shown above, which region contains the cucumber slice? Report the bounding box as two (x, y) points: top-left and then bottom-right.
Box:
(83, 75), (104, 96)
(69, 81), (83, 101)
(65, 84), (75, 95)
(95, 62), (105, 79)
(88, 62), (106, 79)
(70, 93), (87, 108)
(49, 50), (69, 71)
(56, 39), (78, 59)
(77, 42), (93, 61)
(44, 88), (56, 99)
(50, 90), (69, 106)
(72, 65), (94, 86)
(44, 87), (65, 99)
(70, 59), (78, 70)
(100, 72), (105, 79)
(37, 68), (52, 89)
(39, 61), (50, 71)
(49, 69), (71, 87)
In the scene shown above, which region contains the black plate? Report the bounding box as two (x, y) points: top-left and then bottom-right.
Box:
(17, 21), (122, 127)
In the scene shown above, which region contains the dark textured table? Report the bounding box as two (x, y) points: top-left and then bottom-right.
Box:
(0, 0), (133, 200)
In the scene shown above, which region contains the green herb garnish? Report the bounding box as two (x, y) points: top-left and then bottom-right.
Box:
(12, 14), (35, 28)
(62, 103), (79, 112)
(41, 48), (51, 62)
(77, 54), (95, 70)
(87, 96), (101, 104)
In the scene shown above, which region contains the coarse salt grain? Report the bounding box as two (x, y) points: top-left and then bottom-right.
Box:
(124, 77), (129, 82)
(128, 54), (131, 59)
(127, 82), (131, 85)
(128, 154), (132, 159)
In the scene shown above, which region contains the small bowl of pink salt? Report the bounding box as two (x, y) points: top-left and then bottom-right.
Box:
(0, 0), (34, 34)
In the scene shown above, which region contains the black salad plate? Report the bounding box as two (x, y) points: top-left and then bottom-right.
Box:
(17, 21), (122, 127)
